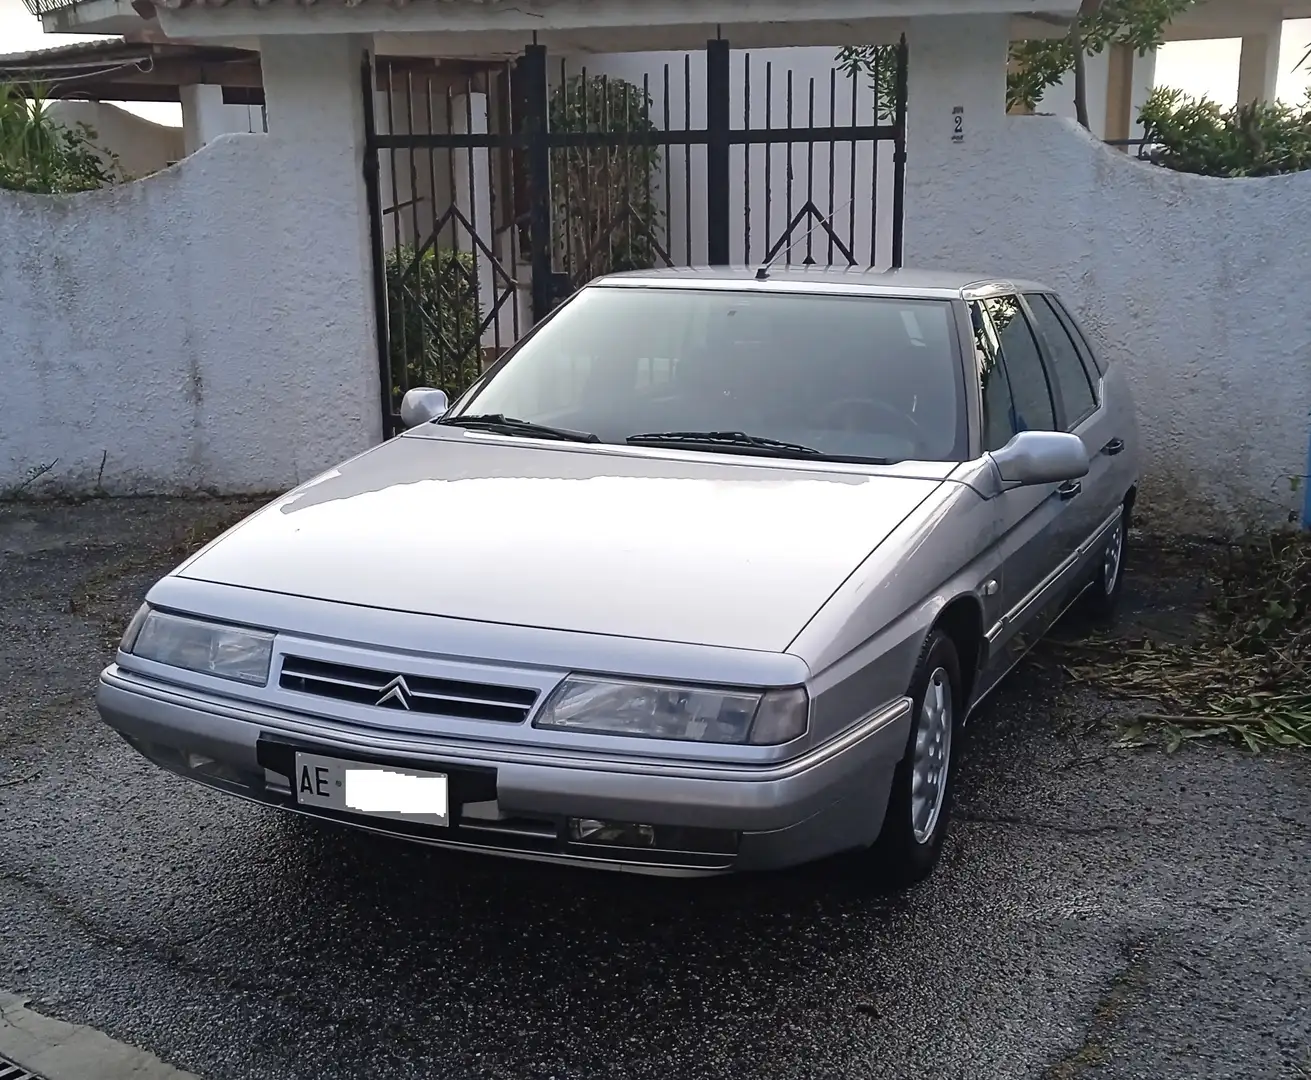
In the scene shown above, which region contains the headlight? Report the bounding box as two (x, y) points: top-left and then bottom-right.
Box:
(129, 608), (274, 686)
(534, 676), (808, 745)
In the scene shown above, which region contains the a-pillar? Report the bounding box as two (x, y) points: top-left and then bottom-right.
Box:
(903, 14), (1010, 266)
(1238, 20), (1283, 105)
(258, 33), (384, 445)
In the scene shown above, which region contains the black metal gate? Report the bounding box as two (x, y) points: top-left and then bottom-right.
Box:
(364, 39), (907, 437)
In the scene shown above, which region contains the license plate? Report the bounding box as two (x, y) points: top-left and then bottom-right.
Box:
(293, 752), (449, 827)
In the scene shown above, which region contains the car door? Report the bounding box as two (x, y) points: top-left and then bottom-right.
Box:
(972, 295), (1082, 679)
(1021, 292), (1123, 558)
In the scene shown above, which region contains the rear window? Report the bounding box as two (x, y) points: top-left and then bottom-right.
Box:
(458, 286), (968, 463)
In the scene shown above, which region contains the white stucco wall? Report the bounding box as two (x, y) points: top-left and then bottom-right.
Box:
(0, 132), (380, 497)
(907, 15), (1311, 535)
(181, 84), (267, 156)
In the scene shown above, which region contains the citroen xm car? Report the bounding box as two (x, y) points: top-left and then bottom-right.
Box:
(97, 267), (1140, 886)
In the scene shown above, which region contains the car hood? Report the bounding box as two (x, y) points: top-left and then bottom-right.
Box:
(177, 434), (945, 653)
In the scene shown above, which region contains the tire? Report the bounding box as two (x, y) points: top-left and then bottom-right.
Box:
(866, 629), (963, 889)
(1082, 504), (1129, 622)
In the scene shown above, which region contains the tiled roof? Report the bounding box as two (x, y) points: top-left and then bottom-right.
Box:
(0, 37), (132, 65)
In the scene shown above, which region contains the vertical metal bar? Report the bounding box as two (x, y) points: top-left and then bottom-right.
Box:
(662, 64), (673, 265)
(869, 49), (880, 267)
(784, 70), (794, 266)
(705, 37), (731, 266)
(405, 70), (427, 384)
(580, 65), (592, 286)
(743, 52), (751, 266)
(621, 78), (632, 271)
(385, 60), (409, 409)
(891, 34), (908, 269)
(683, 54), (692, 264)
(643, 71), (654, 265)
(848, 65), (858, 259)
(827, 68), (837, 264)
(522, 43), (553, 324)
(603, 73), (614, 276)
(805, 77), (816, 266)
(559, 59), (571, 286)
(505, 60), (521, 345)
(764, 62), (772, 264)
(444, 82), (461, 392)
(464, 81), (481, 390)
(362, 54), (394, 440)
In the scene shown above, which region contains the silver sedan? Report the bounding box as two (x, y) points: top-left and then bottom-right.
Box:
(97, 267), (1140, 886)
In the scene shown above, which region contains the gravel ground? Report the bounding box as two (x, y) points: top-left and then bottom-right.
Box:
(1, 497), (1308, 1080)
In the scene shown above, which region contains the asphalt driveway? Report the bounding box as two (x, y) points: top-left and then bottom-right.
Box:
(1, 498), (1308, 1080)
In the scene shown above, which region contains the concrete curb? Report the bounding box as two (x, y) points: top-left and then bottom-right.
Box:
(0, 994), (201, 1080)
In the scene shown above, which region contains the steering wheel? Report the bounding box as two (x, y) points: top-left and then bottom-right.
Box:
(818, 397), (925, 444)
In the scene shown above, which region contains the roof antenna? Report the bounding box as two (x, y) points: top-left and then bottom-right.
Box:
(755, 196), (857, 280)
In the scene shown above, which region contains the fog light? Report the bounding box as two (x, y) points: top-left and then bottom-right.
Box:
(568, 818), (656, 847)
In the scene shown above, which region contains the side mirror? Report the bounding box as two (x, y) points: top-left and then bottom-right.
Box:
(399, 387), (449, 429)
(989, 430), (1089, 488)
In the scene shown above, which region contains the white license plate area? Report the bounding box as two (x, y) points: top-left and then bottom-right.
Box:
(293, 752), (449, 827)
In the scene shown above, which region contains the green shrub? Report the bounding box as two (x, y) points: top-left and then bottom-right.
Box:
(548, 74), (663, 285)
(0, 84), (120, 194)
(1137, 87), (1311, 177)
(384, 244), (483, 401)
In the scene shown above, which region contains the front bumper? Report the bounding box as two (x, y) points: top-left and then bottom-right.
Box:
(96, 665), (910, 876)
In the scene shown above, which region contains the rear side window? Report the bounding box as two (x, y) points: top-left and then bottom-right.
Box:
(1043, 293), (1105, 376)
(1025, 294), (1098, 428)
(983, 295), (1055, 433)
(970, 302), (1015, 452)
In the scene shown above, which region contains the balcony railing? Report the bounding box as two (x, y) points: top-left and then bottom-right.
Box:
(1104, 137), (1159, 159)
(22, 0), (85, 16)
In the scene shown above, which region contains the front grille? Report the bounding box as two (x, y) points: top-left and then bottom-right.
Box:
(280, 656), (538, 723)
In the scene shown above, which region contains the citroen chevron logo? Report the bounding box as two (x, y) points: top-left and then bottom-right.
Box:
(375, 675), (413, 710)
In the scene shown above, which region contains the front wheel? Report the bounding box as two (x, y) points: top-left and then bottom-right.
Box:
(867, 629), (962, 888)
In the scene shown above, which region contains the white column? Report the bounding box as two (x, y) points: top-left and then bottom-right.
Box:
(903, 14), (1011, 266)
(179, 83), (226, 156)
(1237, 21), (1283, 105)
(258, 34), (384, 445)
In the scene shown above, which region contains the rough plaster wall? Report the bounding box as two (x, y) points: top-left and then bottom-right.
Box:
(905, 16), (1311, 534)
(0, 133), (382, 497)
(47, 101), (185, 179)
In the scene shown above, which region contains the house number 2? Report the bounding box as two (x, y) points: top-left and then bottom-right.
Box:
(952, 106), (965, 144)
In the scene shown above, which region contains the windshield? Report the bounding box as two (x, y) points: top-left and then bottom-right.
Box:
(452, 286), (967, 463)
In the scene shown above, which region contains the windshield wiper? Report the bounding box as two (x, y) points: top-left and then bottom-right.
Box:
(626, 430), (823, 458)
(438, 414), (600, 443)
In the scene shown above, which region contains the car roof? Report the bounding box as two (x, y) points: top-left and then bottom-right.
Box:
(590, 265), (1055, 300)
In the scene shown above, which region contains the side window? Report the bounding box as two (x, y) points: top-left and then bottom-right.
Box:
(970, 302), (1015, 452)
(1045, 293), (1105, 375)
(983, 295), (1055, 432)
(1025, 294), (1098, 428)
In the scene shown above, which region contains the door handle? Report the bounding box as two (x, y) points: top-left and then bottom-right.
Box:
(1102, 437), (1125, 457)
(1058, 480), (1082, 500)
